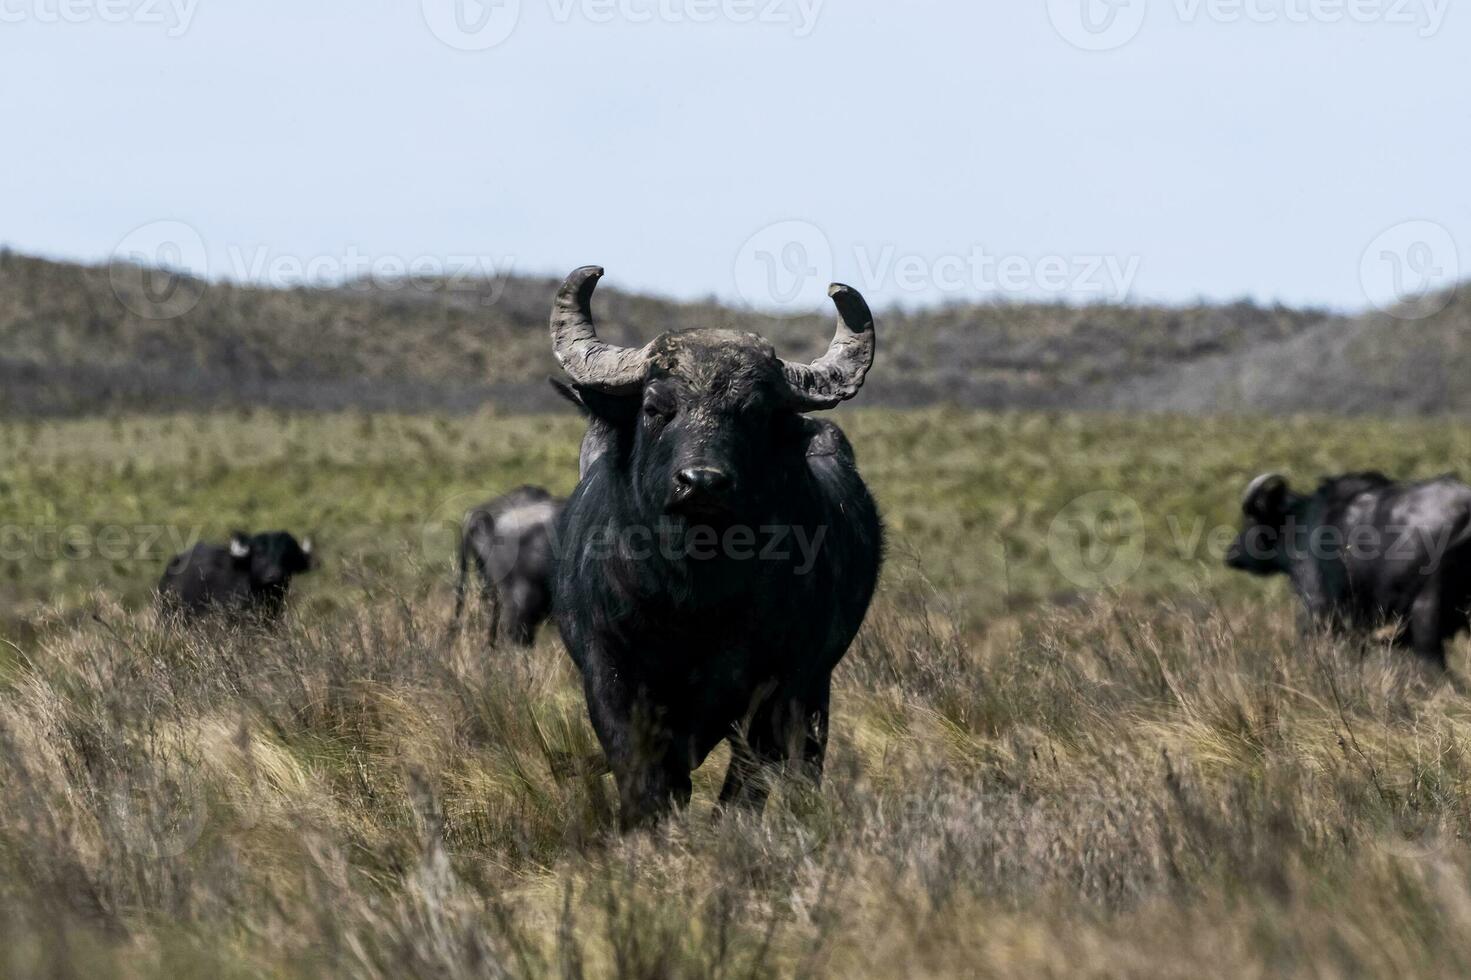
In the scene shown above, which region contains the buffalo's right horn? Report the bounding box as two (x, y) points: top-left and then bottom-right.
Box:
(550, 266), (651, 392)
(780, 283), (877, 411)
(1242, 472), (1288, 517)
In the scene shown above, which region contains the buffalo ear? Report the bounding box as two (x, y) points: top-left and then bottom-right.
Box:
(229, 532), (252, 559)
(1242, 473), (1290, 522)
(567, 383), (640, 427)
(549, 378), (586, 415)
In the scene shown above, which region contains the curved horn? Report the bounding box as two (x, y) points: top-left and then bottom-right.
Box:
(550, 266), (651, 392)
(780, 283), (876, 411)
(1242, 472), (1288, 517)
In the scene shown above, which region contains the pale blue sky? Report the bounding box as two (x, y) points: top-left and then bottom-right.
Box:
(2, 0), (1466, 311)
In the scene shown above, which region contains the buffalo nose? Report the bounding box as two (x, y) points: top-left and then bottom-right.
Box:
(675, 467), (732, 497)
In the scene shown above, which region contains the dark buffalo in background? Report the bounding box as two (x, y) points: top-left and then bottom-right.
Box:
(452, 485), (563, 647)
(158, 530), (316, 622)
(1226, 471), (1471, 667)
(548, 266), (884, 829)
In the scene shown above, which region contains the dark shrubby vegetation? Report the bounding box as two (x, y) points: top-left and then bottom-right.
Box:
(0, 251), (1355, 416)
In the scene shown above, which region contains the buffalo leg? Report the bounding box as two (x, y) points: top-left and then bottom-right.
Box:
(718, 677), (831, 811)
(717, 733), (768, 810)
(799, 677), (832, 779)
(506, 613), (535, 647)
(1410, 585), (1448, 670)
(482, 578), (501, 648)
(580, 660), (691, 829)
(502, 583), (539, 647)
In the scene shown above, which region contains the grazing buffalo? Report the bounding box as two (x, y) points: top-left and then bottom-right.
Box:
(548, 266), (884, 828)
(158, 530), (316, 622)
(1226, 471), (1471, 667)
(452, 485), (563, 647)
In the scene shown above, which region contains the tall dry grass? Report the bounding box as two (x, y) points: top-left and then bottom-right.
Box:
(4, 563), (1471, 977)
(7, 407), (1471, 976)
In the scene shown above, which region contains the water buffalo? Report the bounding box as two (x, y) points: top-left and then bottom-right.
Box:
(158, 530), (315, 622)
(548, 266), (884, 829)
(1226, 471), (1471, 667)
(452, 485), (562, 647)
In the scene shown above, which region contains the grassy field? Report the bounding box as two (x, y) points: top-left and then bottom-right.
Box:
(6, 408), (1471, 977)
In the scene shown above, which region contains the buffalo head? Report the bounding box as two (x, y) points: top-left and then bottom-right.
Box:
(231, 530), (316, 589)
(549, 266), (875, 524)
(1225, 473), (1298, 576)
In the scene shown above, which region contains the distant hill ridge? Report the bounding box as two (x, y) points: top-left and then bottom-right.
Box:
(0, 250), (1460, 416)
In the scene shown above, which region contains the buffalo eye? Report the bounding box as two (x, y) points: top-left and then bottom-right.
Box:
(642, 391), (675, 424)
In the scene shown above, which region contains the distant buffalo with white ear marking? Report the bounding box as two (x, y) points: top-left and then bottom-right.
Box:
(1226, 471), (1471, 668)
(158, 530), (316, 622)
(452, 486), (563, 647)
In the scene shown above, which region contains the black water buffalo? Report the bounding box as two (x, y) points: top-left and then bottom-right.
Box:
(452, 485), (563, 647)
(158, 530), (316, 622)
(1226, 471), (1471, 667)
(548, 266), (884, 828)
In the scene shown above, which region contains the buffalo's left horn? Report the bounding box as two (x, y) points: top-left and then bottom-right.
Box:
(781, 283), (876, 411)
(550, 266), (652, 392)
